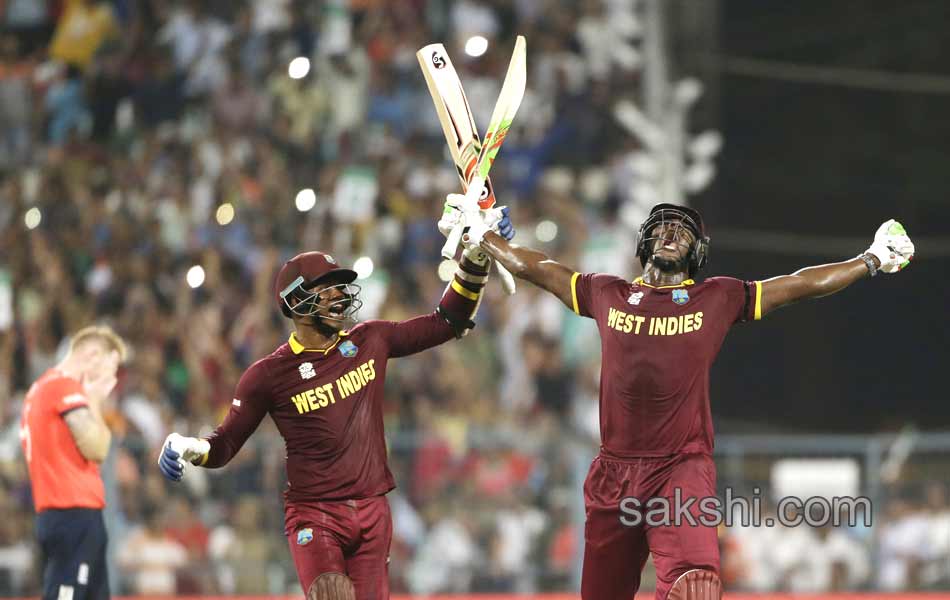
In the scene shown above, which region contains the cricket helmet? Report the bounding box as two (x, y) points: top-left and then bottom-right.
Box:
(636, 203), (710, 277)
(274, 252), (362, 320)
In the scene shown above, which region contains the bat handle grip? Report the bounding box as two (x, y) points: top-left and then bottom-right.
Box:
(442, 223), (464, 260)
(464, 176), (486, 206)
(496, 262), (517, 295)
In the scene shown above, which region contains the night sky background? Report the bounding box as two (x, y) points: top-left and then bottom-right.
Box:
(682, 1), (947, 431)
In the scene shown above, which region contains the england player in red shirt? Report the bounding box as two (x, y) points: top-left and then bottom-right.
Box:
(450, 198), (914, 600)
(21, 325), (127, 600)
(157, 210), (512, 600)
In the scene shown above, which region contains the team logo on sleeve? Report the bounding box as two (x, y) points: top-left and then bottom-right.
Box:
(627, 291), (644, 305)
(298, 362), (316, 380)
(296, 528), (314, 545)
(339, 341), (358, 358)
(672, 289), (690, 305)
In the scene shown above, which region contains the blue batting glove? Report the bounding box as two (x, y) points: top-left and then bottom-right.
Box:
(157, 433), (209, 482)
(497, 206), (515, 241)
(158, 442), (184, 481)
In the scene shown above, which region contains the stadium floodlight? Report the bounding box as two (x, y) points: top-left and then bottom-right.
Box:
(614, 100), (667, 151)
(688, 130), (724, 161)
(672, 77), (703, 109)
(628, 151), (662, 180)
(682, 162), (717, 194)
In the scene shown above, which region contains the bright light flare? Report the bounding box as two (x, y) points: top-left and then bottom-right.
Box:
(535, 220), (558, 243)
(465, 36), (488, 57)
(288, 56), (311, 79)
(353, 256), (374, 280)
(216, 203), (234, 225)
(295, 188), (316, 212)
(186, 265), (206, 289)
(24, 207), (42, 230)
(437, 259), (457, 282)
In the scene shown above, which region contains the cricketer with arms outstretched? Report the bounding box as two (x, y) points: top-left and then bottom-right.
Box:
(443, 195), (914, 600)
(155, 208), (512, 600)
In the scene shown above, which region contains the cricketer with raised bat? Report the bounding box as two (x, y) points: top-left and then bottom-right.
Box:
(443, 196), (914, 600)
(155, 208), (512, 600)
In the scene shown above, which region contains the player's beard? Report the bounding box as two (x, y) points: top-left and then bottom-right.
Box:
(309, 313), (344, 337)
(651, 251), (688, 274)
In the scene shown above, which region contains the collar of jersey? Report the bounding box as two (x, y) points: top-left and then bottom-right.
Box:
(633, 277), (695, 289)
(288, 330), (350, 355)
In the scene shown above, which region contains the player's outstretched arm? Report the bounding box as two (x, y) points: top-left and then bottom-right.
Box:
(480, 231), (576, 310)
(441, 193), (575, 308)
(158, 363), (271, 481)
(759, 219), (914, 317)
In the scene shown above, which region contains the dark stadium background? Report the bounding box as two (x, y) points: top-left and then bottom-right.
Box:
(680, 0), (948, 431)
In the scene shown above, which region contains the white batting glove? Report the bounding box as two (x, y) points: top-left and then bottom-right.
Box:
(438, 194), (466, 239)
(866, 219), (915, 274)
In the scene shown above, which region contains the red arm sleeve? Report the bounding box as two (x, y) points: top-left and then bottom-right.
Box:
(202, 359), (272, 468)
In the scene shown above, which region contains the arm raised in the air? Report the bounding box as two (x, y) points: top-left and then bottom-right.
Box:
(759, 258), (874, 317)
(760, 219), (914, 318)
(480, 231), (576, 311)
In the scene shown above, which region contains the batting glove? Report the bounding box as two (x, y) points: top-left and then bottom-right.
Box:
(441, 194), (516, 250)
(158, 433), (210, 482)
(438, 195), (466, 239)
(486, 206), (515, 241)
(866, 219), (915, 273)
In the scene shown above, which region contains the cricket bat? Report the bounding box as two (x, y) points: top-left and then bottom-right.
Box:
(417, 36), (527, 295)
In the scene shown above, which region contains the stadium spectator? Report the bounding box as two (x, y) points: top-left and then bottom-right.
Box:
(116, 504), (187, 595)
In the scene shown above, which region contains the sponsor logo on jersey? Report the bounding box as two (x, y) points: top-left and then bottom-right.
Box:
(627, 291), (644, 305)
(672, 289), (690, 305)
(232, 398), (241, 407)
(298, 362), (316, 380)
(297, 528), (314, 545)
(339, 340), (358, 358)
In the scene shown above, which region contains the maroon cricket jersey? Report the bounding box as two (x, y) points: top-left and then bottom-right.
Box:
(571, 274), (762, 457)
(204, 316), (454, 502)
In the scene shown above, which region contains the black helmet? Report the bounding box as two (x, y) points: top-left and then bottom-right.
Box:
(635, 203), (710, 277)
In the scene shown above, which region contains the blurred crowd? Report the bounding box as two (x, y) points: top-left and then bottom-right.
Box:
(0, 0), (948, 596)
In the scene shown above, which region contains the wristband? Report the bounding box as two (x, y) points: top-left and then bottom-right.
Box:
(859, 253), (878, 277)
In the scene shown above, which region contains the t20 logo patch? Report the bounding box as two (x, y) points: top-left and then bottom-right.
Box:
(627, 291), (644, 305)
(672, 289), (690, 305)
(339, 341), (358, 358)
(298, 362), (316, 380)
(297, 528), (314, 545)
